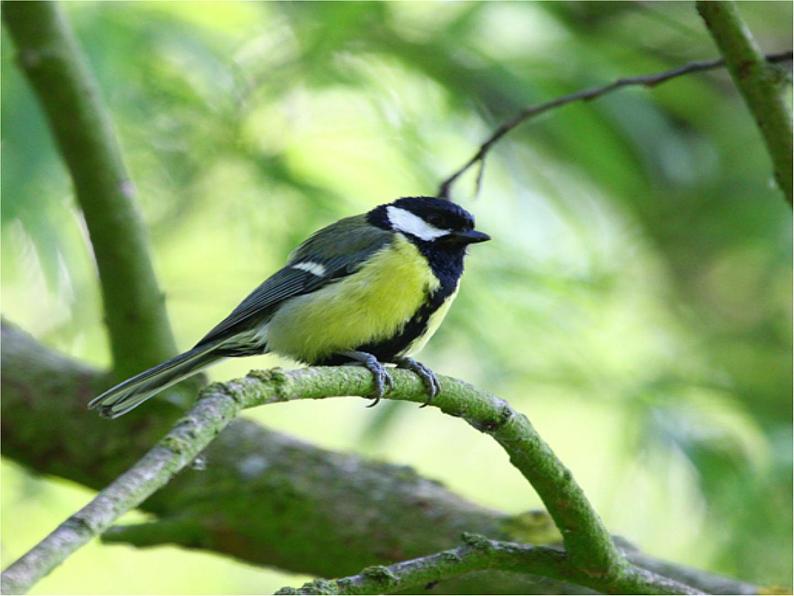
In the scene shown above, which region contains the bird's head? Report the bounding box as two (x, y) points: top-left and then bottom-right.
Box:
(368, 196), (490, 248)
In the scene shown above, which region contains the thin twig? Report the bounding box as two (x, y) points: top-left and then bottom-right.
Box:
(1, 366), (675, 594)
(437, 50), (793, 200)
(697, 2), (793, 204)
(276, 535), (702, 595)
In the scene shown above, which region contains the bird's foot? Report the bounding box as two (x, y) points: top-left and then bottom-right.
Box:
(339, 351), (393, 407)
(394, 357), (440, 407)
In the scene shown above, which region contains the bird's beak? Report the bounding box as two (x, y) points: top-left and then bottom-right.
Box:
(450, 229), (490, 245)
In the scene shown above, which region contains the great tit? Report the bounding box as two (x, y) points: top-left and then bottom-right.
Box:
(89, 196), (489, 418)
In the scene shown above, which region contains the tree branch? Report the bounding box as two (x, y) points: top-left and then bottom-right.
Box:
(277, 535), (701, 595)
(1, 372), (243, 595)
(2, 358), (692, 595)
(0, 321), (761, 595)
(2, 1), (179, 378)
(696, 1), (792, 205)
(0, 321), (559, 595)
(436, 50), (792, 201)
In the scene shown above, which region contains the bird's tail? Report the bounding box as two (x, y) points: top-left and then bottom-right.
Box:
(88, 342), (223, 419)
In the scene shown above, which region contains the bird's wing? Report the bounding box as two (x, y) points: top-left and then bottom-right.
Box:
(195, 215), (392, 347)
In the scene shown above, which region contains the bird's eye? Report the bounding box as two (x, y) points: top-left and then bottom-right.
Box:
(426, 214), (445, 227)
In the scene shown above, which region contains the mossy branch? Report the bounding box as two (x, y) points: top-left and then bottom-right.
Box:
(2, 1), (179, 378)
(1, 322), (759, 595)
(2, 364), (700, 595)
(696, 1), (793, 205)
(277, 534), (701, 595)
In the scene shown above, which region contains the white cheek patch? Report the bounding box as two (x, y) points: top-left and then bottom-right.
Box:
(386, 206), (448, 241)
(292, 261), (327, 277)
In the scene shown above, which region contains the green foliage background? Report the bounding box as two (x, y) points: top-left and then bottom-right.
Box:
(2, 1), (791, 593)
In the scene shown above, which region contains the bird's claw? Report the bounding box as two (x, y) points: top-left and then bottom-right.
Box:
(338, 351), (394, 407)
(395, 357), (440, 407)
(361, 355), (393, 408)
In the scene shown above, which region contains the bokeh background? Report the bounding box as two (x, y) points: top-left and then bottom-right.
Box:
(2, 1), (792, 593)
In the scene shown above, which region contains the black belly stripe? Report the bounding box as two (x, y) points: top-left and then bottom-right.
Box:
(359, 288), (452, 361)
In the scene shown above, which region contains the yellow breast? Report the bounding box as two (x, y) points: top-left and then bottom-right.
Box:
(266, 235), (439, 363)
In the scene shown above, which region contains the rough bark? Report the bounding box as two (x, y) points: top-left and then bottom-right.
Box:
(2, 341), (697, 595)
(1, 322), (760, 595)
(0, 322), (567, 594)
(278, 536), (701, 595)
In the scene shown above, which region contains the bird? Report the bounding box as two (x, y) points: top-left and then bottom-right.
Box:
(89, 196), (490, 418)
